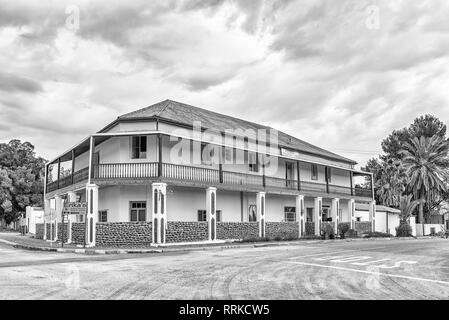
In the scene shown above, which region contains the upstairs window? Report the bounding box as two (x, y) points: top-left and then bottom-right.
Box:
(130, 201), (146, 222)
(131, 136), (147, 159)
(311, 164), (318, 180)
(248, 152), (259, 172)
(326, 167), (332, 183)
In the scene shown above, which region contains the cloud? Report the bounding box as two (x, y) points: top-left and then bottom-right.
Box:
(0, 0), (449, 168)
(0, 72), (42, 93)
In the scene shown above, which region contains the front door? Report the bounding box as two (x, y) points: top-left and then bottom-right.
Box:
(322, 207), (330, 221)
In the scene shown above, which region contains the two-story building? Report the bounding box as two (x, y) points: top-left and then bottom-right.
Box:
(38, 100), (375, 246)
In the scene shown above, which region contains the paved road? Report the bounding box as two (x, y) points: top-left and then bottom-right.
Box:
(1, 238), (449, 299)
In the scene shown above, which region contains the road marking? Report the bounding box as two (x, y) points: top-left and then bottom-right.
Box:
(289, 247), (388, 260)
(287, 261), (449, 285)
(352, 259), (390, 266)
(376, 261), (417, 269)
(331, 256), (372, 263)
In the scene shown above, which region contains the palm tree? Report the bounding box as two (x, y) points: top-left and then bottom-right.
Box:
(401, 135), (449, 226)
(398, 194), (419, 223)
(376, 159), (406, 208)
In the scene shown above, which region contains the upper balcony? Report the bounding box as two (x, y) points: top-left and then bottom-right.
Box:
(46, 161), (373, 200)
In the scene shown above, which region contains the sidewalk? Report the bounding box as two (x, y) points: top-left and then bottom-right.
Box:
(0, 232), (438, 256)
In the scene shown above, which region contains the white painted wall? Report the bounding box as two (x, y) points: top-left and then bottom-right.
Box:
(25, 206), (44, 234)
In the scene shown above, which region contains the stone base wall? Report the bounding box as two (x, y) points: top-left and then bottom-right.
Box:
(216, 222), (259, 240)
(96, 222), (152, 247)
(305, 222), (315, 236)
(71, 222), (86, 245)
(166, 221), (208, 243)
(45, 223), (56, 240)
(57, 223), (69, 243)
(355, 221), (372, 235)
(266, 222), (298, 239)
(35, 223), (44, 239)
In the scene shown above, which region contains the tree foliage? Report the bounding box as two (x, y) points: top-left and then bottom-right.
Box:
(364, 114), (449, 221)
(0, 140), (46, 225)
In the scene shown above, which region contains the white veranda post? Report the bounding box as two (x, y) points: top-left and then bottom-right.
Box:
(85, 184), (98, 247)
(206, 187), (217, 241)
(257, 192), (266, 238)
(331, 198), (340, 235)
(54, 195), (63, 241)
(296, 195), (304, 238)
(67, 191), (77, 244)
(349, 199), (356, 229)
(314, 197), (322, 236)
(152, 183), (167, 244)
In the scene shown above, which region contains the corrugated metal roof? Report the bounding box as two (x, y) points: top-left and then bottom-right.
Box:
(356, 203), (400, 214)
(115, 99), (357, 165)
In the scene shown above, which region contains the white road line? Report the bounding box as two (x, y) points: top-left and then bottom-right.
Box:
(288, 247), (388, 260)
(286, 261), (449, 286)
(352, 259), (391, 266)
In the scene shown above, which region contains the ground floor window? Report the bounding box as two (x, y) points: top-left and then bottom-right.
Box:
(248, 205), (257, 222)
(284, 206), (296, 222)
(216, 210), (222, 222)
(198, 210), (207, 221)
(76, 214), (84, 223)
(99, 210), (108, 222)
(198, 210), (222, 221)
(130, 201), (146, 222)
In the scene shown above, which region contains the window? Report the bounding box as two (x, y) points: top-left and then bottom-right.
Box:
(248, 152), (259, 172)
(306, 208), (314, 222)
(197, 210), (206, 222)
(326, 167), (331, 183)
(198, 210), (221, 221)
(201, 144), (214, 165)
(311, 164), (318, 180)
(248, 205), (257, 222)
(284, 207), (296, 222)
(99, 210), (108, 222)
(216, 210), (222, 222)
(131, 136), (147, 159)
(130, 201), (146, 222)
(356, 217), (361, 222)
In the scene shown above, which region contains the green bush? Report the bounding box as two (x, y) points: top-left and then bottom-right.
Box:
(396, 222), (413, 237)
(338, 223), (350, 239)
(363, 231), (393, 238)
(321, 223), (335, 239)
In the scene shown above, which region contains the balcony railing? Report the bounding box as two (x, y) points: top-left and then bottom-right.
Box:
(222, 171), (263, 187)
(46, 167), (90, 193)
(163, 163), (220, 184)
(46, 162), (373, 199)
(95, 163), (158, 179)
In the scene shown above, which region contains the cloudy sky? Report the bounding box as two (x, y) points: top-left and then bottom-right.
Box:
(1, 0), (449, 168)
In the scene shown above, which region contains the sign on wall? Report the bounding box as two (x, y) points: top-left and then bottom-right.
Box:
(63, 202), (87, 215)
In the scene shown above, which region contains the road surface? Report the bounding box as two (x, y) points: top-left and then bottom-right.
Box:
(1, 237), (449, 299)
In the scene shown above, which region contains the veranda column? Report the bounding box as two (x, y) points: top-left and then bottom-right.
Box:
(296, 195), (305, 237)
(85, 184), (99, 247)
(349, 199), (356, 229)
(66, 191), (77, 244)
(152, 183), (167, 244)
(331, 198), (340, 235)
(206, 187), (217, 241)
(43, 198), (50, 241)
(257, 192), (266, 238)
(314, 197), (322, 236)
(54, 195), (63, 241)
(369, 200), (376, 232)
